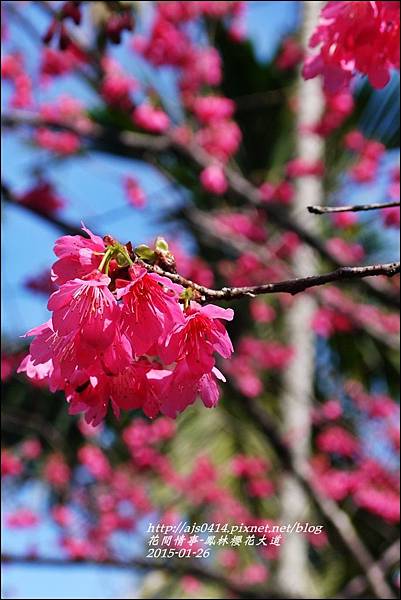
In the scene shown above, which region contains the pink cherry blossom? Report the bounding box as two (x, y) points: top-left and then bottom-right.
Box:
(6, 508), (39, 529)
(382, 206), (400, 228)
(124, 176), (146, 208)
(316, 426), (359, 457)
(331, 212), (358, 228)
(78, 445), (111, 481)
(162, 302), (234, 372)
(196, 120), (241, 163)
(101, 59), (137, 110)
(35, 128), (81, 155)
(48, 271), (118, 347)
(249, 299), (276, 323)
(303, 2), (400, 93)
(51, 225), (105, 285)
(133, 104), (170, 133)
(116, 265), (184, 356)
(285, 158), (325, 178)
(200, 164), (228, 195)
(192, 95), (235, 124)
(21, 439), (42, 460)
(276, 37), (304, 70)
(1, 449), (23, 477)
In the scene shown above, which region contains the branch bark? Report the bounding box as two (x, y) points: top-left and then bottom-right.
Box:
(308, 201), (400, 214)
(136, 257), (400, 300)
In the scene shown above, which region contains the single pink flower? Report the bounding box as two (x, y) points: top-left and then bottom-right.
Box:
(192, 95), (235, 124)
(48, 271), (118, 349)
(133, 103), (170, 133)
(200, 164), (228, 195)
(52, 225), (105, 285)
(160, 360), (226, 418)
(124, 176), (146, 207)
(161, 302), (234, 373)
(110, 359), (172, 418)
(116, 265), (184, 356)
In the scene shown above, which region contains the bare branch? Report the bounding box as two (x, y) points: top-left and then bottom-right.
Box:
(136, 257), (400, 301)
(308, 201), (400, 214)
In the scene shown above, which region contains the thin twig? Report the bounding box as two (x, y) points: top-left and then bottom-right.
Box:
(308, 201), (400, 214)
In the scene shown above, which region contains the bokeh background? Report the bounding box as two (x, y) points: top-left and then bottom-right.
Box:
(1, 2), (400, 598)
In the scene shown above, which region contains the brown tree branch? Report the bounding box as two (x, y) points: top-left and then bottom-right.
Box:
(136, 257), (400, 301)
(308, 201), (400, 214)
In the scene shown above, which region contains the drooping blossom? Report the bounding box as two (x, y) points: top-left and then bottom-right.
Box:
(48, 271), (118, 347)
(19, 226), (234, 423)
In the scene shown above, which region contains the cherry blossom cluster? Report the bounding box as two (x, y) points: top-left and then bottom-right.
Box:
(303, 1), (400, 93)
(18, 226), (234, 424)
(1, 51), (33, 109)
(344, 130), (386, 183)
(311, 383), (400, 523)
